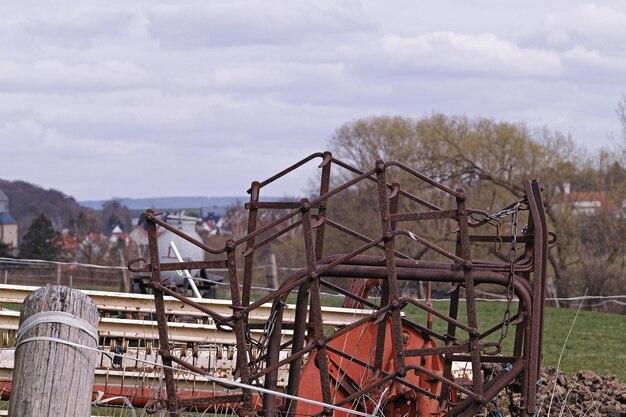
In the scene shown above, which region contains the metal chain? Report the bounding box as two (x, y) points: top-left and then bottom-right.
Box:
(246, 299), (285, 379)
(255, 299), (285, 351)
(490, 202), (523, 220)
(494, 201), (521, 352)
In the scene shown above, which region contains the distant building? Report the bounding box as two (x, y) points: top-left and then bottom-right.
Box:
(110, 224), (128, 246)
(562, 182), (618, 216)
(0, 189), (18, 256)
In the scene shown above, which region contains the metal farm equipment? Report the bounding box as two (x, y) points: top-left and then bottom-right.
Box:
(124, 151), (551, 417)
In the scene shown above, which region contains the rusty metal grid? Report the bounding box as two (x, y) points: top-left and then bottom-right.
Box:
(127, 151), (550, 417)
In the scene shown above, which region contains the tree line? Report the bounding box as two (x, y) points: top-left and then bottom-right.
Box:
(0, 177), (134, 266)
(319, 111), (625, 310)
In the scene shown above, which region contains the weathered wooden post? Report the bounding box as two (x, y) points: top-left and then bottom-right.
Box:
(9, 285), (99, 417)
(266, 253), (279, 289)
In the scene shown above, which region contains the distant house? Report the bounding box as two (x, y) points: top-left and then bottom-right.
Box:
(59, 229), (78, 253)
(0, 189), (18, 256)
(562, 183), (617, 215)
(128, 224), (149, 258)
(110, 224), (128, 246)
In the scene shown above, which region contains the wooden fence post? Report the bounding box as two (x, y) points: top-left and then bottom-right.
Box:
(268, 253), (279, 289)
(118, 248), (130, 293)
(9, 285), (99, 417)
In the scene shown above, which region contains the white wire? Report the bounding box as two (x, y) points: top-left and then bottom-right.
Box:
(475, 289), (626, 302)
(0, 257), (126, 271)
(0, 257), (268, 272)
(93, 391), (137, 417)
(16, 311), (98, 344)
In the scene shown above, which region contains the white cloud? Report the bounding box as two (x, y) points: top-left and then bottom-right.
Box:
(562, 46), (626, 74)
(378, 32), (564, 78)
(547, 3), (626, 42)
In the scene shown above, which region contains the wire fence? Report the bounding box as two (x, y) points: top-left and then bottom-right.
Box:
(1, 257), (625, 312)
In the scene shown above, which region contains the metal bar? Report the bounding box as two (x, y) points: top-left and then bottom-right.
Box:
(405, 365), (476, 397)
(233, 165), (379, 250)
(384, 161), (463, 197)
(253, 219), (303, 252)
(329, 156), (443, 211)
(322, 217), (413, 260)
(128, 259), (229, 273)
(455, 191), (483, 396)
(523, 179), (549, 416)
(285, 281), (310, 413)
(317, 266), (534, 310)
(225, 243), (254, 415)
(314, 151), (332, 261)
(468, 235), (532, 244)
(390, 209), (458, 223)
(144, 211), (225, 255)
(263, 296), (288, 417)
(404, 343), (472, 357)
(450, 359), (525, 417)
(245, 202), (307, 210)
(153, 282), (233, 324)
(319, 279), (379, 310)
(253, 152), (325, 191)
(169, 241), (202, 299)
(146, 210), (179, 416)
(376, 160), (405, 371)
(403, 298), (474, 333)
(301, 199), (333, 414)
(442, 280), (461, 407)
(242, 181), (260, 308)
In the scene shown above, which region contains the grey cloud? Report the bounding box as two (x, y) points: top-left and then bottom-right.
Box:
(146, 2), (373, 49)
(3, 9), (137, 50)
(0, 59), (149, 93)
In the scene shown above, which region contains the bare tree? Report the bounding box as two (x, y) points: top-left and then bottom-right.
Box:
(326, 114), (621, 303)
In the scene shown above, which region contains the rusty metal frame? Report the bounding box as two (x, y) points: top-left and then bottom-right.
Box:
(129, 151), (550, 417)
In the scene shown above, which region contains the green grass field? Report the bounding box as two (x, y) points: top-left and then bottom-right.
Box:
(297, 294), (625, 381)
(398, 300), (626, 382)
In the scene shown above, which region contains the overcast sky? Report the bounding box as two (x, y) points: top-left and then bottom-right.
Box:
(1, 1), (625, 201)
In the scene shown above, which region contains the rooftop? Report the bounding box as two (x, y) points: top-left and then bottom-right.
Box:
(0, 212), (17, 225)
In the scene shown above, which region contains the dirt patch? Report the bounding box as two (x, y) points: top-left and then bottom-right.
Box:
(482, 367), (626, 416)
(536, 368), (626, 416)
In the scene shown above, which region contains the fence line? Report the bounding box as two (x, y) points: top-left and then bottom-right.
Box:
(0, 256), (271, 272)
(2, 257), (625, 309)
